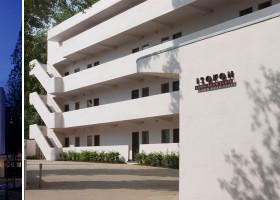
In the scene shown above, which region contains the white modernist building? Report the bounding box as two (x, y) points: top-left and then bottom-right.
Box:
(30, 0), (280, 199)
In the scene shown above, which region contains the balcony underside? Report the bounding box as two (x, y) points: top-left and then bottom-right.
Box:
(53, 113), (179, 133)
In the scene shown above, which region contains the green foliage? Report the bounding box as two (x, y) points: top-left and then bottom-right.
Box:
(136, 151), (179, 169)
(60, 150), (122, 163)
(24, 0), (100, 138)
(26, 155), (40, 160)
(6, 29), (22, 155)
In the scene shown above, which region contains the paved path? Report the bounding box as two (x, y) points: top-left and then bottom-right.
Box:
(25, 160), (179, 200)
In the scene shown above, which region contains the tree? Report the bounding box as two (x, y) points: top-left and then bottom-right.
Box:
(6, 29), (22, 154)
(24, 0), (100, 138)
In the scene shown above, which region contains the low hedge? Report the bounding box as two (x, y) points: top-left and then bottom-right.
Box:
(26, 155), (40, 160)
(135, 151), (179, 169)
(60, 150), (122, 163)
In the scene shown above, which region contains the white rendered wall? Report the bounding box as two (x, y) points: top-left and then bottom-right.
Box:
(61, 117), (179, 160)
(62, 91), (179, 128)
(48, 0), (195, 64)
(60, 76), (177, 111)
(48, 0), (280, 70)
(177, 16), (280, 200)
(26, 140), (37, 156)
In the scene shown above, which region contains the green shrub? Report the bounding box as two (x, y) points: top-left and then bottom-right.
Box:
(136, 151), (179, 169)
(98, 151), (105, 162)
(60, 152), (68, 161)
(163, 152), (179, 169)
(89, 151), (98, 162)
(60, 150), (122, 163)
(26, 155), (40, 160)
(105, 151), (120, 163)
(135, 152), (147, 164)
(80, 151), (91, 161)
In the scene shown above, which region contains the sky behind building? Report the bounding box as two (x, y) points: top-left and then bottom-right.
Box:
(0, 0), (22, 92)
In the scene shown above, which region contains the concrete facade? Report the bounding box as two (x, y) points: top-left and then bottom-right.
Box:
(29, 0), (280, 199)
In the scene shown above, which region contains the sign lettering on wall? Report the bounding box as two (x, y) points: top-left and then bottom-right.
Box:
(195, 71), (236, 93)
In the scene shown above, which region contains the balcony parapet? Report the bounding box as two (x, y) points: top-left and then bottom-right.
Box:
(29, 92), (62, 129)
(62, 91), (179, 128)
(29, 60), (62, 93)
(29, 125), (62, 160)
(53, 0), (195, 61)
(31, 91), (179, 129)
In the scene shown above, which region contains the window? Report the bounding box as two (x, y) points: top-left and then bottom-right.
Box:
(87, 136), (92, 146)
(161, 83), (169, 93)
(161, 129), (170, 143)
(173, 129), (179, 143)
(239, 7), (253, 16)
(142, 44), (149, 50)
(75, 137), (80, 147)
(161, 36), (169, 44)
(142, 131), (149, 144)
(132, 89), (139, 99)
(64, 72), (69, 76)
(173, 81), (179, 91)
(65, 138), (69, 147)
(173, 32), (182, 40)
(87, 99), (93, 108)
(87, 64), (92, 69)
(132, 48), (139, 54)
(74, 68), (80, 73)
(94, 98), (99, 106)
(94, 61), (100, 66)
(94, 135), (100, 146)
(258, 1), (271, 10)
(142, 87), (149, 97)
(64, 104), (69, 112)
(75, 102), (80, 110)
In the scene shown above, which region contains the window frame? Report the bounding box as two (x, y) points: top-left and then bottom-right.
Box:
(142, 87), (149, 97)
(161, 36), (169, 44)
(173, 32), (182, 40)
(94, 98), (99, 106)
(172, 80), (179, 92)
(132, 89), (139, 99)
(142, 131), (149, 144)
(161, 129), (170, 143)
(94, 61), (100, 66)
(87, 135), (92, 146)
(161, 83), (169, 94)
(74, 68), (80, 73)
(132, 47), (139, 54)
(64, 104), (69, 112)
(87, 99), (93, 108)
(258, 1), (272, 10)
(239, 7), (253, 16)
(75, 102), (80, 110)
(75, 137), (80, 147)
(142, 44), (149, 50)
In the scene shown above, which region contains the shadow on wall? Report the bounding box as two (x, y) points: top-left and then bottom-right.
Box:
(137, 41), (182, 114)
(218, 67), (280, 200)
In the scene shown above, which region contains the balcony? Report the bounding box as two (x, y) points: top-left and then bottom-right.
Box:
(35, 3), (280, 95)
(48, 0), (196, 65)
(31, 91), (179, 129)
(29, 92), (62, 129)
(29, 125), (62, 160)
(29, 60), (62, 94)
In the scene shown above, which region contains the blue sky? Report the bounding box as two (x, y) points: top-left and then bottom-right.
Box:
(0, 0), (22, 93)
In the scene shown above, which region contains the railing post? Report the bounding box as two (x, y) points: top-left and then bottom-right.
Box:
(39, 163), (42, 188)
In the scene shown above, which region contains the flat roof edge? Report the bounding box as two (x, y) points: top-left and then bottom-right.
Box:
(48, 0), (122, 41)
